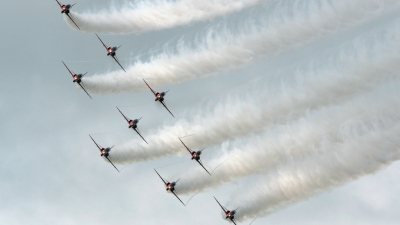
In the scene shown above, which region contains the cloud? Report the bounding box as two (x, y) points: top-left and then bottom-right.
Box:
(82, 0), (400, 94)
(109, 21), (400, 164)
(66, 0), (268, 34)
(227, 88), (400, 221)
(173, 79), (400, 195)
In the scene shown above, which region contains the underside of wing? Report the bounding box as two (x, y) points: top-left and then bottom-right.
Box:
(96, 34), (108, 50)
(78, 83), (92, 99)
(142, 79), (156, 95)
(66, 13), (80, 30)
(116, 107), (130, 122)
(112, 56), (126, 72)
(62, 61), (74, 77)
(154, 169), (168, 185)
(197, 160), (211, 176)
(160, 101), (175, 118)
(106, 156), (120, 172)
(89, 135), (102, 151)
(55, 0), (62, 7)
(214, 197), (228, 214)
(178, 138), (192, 154)
(172, 191), (186, 206)
(134, 128), (148, 144)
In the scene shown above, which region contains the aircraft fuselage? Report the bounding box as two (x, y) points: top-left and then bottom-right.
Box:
(155, 93), (164, 101)
(107, 47), (117, 56)
(101, 149), (109, 157)
(191, 151), (200, 160)
(73, 75), (81, 83)
(226, 211), (235, 219)
(129, 120), (137, 129)
(61, 5), (70, 14)
(166, 183), (175, 191)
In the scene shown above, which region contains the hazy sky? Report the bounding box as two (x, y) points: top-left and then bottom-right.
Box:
(1, 0), (400, 224)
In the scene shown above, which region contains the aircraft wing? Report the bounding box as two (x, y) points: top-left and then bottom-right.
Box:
(78, 83), (92, 99)
(112, 55), (126, 72)
(197, 160), (211, 176)
(178, 138), (192, 154)
(62, 61), (74, 77)
(66, 13), (80, 30)
(96, 34), (108, 50)
(89, 135), (102, 151)
(160, 101), (175, 118)
(105, 156), (120, 172)
(116, 107), (130, 122)
(214, 197), (228, 214)
(230, 218), (237, 225)
(142, 79), (156, 96)
(172, 191), (186, 206)
(55, 0), (62, 7)
(154, 169), (168, 186)
(134, 128), (148, 144)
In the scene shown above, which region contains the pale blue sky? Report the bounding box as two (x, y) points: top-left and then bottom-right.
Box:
(0, 0), (399, 224)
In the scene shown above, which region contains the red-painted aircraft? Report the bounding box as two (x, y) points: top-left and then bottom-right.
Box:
(89, 135), (119, 172)
(55, 1), (80, 30)
(143, 79), (175, 118)
(62, 61), (91, 99)
(179, 138), (211, 175)
(154, 169), (185, 206)
(95, 34), (126, 72)
(214, 196), (239, 225)
(116, 107), (148, 144)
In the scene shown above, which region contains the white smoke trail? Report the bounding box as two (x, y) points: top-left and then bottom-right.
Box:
(66, 0), (267, 34)
(173, 80), (400, 194)
(83, 0), (400, 94)
(229, 110), (400, 221)
(110, 23), (400, 164)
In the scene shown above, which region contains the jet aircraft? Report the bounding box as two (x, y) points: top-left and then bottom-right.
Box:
(55, 0), (80, 30)
(214, 196), (239, 225)
(95, 34), (126, 72)
(143, 79), (175, 118)
(116, 107), (148, 144)
(154, 169), (185, 206)
(89, 135), (119, 172)
(179, 138), (211, 175)
(62, 61), (92, 99)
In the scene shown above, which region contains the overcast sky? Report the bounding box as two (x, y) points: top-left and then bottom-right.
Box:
(1, 0), (400, 224)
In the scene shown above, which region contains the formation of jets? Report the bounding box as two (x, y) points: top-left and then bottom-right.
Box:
(214, 197), (239, 225)
(179, 137), (211, 175)
(56, 1), (241, 224)
(89, 135), (119, 172)
(62, 61), (91, 99)
(143, 79), (175, 117)
(56, 0), (80, 30)
(117, 107), (148, 144)
(96, 34), (126, 72)
(155, 169), (185, 206)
